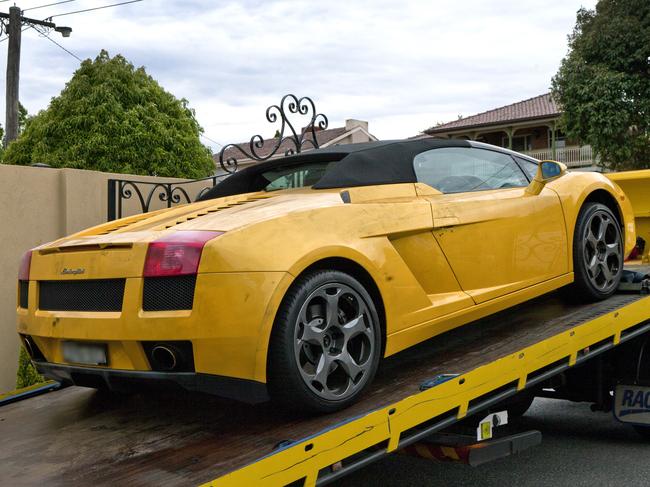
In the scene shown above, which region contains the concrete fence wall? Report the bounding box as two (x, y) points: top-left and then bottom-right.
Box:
(0, 164), (195, 392)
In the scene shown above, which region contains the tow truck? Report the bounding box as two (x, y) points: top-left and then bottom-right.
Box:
(1, 171), (650, 486)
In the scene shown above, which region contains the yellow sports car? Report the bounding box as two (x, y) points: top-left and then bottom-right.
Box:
(17, 139), (635, 412)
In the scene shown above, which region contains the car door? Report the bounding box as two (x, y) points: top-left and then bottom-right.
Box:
(414, 147), (568, 304)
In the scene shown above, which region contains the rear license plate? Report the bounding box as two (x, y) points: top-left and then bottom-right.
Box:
(614, 384), (650, 425)
(62, 341), (108, 366)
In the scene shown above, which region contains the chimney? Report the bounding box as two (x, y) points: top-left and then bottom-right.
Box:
(345, 119), (368, 132)
(345, 119), (369, 144)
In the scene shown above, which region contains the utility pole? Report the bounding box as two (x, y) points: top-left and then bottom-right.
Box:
(5, 6), (21, 145)
(0, 6), (72, 146)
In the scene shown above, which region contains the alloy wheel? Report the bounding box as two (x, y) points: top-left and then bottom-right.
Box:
(582, 209), (622, 293)
(293, 282), (376, 401)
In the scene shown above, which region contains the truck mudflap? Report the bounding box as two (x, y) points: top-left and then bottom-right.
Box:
(614, 384), (650, 426)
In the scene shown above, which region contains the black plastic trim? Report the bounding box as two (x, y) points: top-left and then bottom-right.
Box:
(19, 280), (28, 309)
(142, 275), (196, 311)
(39, 279), (125, 312)
(35, 362), (270, 404)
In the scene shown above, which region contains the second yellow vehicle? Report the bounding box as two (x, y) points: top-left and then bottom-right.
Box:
(17, 139), (635, 412)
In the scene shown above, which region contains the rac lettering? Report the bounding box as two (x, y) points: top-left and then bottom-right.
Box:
(620, 389), (650, 412)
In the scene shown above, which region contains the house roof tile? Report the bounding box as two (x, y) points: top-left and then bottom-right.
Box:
(424, 93), (560, 134)
(214, 126), (348, 164)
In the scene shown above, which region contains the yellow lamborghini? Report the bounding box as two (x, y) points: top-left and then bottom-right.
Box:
(17, 139), (635, 412)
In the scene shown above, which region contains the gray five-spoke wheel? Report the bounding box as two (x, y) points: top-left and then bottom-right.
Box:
(293, 283), (376, 401)
(582, 209), (621, 292)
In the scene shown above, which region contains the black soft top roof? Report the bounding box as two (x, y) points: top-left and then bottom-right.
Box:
(198, 138), (471, 200)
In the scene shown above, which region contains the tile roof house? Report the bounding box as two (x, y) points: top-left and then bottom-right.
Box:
(214, 119), (377, 173)
(420, 93), (594, 168)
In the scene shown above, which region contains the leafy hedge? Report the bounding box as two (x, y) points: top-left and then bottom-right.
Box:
(3, 50), (214, 178)
(16, 346), (43, 389)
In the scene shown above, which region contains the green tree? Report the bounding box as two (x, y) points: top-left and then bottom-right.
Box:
(551, 0), (650, 170)
(3, 50), (214, 178)
(18, 102), (29, 134)
(16, 346), (43, 389)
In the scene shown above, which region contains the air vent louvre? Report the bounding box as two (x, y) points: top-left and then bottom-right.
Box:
(152, 195), (274, 231)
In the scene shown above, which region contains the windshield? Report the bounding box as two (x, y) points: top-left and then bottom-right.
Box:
(262, 161), (334, 192)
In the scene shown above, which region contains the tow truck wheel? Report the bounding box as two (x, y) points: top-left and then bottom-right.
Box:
(269, 270), (382, 413)
(571, 202), (623, 301)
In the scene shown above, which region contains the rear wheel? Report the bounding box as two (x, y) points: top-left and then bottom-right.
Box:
(570, 202), (623, 301)
(268, 270), (381, 413)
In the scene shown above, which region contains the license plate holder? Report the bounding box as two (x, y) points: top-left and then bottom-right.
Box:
(614, 384), (650, 425)
(62, 341), (108, 366)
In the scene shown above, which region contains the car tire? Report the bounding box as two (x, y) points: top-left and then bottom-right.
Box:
(268, 270), (382, 413)
(570, 202), (624, 302)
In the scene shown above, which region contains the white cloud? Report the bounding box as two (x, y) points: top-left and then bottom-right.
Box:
(0, 0), (596, 151)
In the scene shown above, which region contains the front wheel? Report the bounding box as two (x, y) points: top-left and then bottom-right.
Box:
(268, 270), (382, 413)
(570, 202), (624, 301)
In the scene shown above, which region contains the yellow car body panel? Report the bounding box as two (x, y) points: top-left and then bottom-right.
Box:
(425, 186), (568, 304)
(605, 170), (650, 262)
(17, 151), (637, 394)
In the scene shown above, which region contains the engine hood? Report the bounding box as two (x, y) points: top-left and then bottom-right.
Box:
(41, 189), (344, 251)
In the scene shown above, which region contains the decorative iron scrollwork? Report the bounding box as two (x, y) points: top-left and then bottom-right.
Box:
(218, 94), (328, 173)
(107, 175), (223, 221)
(107, 95), (329, 221)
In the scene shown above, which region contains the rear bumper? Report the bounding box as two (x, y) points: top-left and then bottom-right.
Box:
(17, 271), (292, 383)
(35, 361), (269, 404)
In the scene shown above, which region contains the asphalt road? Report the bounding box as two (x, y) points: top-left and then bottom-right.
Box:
(343, 398), (650, 486)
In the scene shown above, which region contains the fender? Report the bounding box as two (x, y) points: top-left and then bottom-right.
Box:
(547, 172), (635, 269)
(251, 244), (391, 383)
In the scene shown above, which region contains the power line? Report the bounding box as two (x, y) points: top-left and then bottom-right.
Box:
(30, 24), (81, 61)
(48, 0), (143, 19)
(24, 0), (77, 12)
(200, 133), (223, 148)
(0, 25), (30, 43)
(1, 6), (73, 144)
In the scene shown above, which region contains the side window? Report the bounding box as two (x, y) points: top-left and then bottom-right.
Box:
(413, 148), (529, 193)
(514, 155), (538, 180)
(262, 162), (332, 192)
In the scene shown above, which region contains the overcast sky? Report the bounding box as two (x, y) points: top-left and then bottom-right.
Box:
(0, 0), (596, 150)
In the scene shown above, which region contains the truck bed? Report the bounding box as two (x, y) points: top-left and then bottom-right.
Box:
(1, 291), (647, 486)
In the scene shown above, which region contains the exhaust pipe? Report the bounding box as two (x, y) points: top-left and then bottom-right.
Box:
(151, 345), (178, 371)
(23, 336), (35, 359)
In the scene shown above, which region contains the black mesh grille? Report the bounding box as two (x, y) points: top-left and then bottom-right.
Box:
(19, 280), (29, 308)
(39, 279), (125, 311)
(143, 275), (196, 311)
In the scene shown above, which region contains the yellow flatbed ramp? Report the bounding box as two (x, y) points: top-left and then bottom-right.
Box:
(1, 291), (649, 486)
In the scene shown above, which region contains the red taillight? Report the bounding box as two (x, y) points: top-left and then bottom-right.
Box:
(18, 250), (32, 280)
(143, 231), (223, 277)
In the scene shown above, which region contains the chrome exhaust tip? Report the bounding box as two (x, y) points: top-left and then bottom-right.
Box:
(151, 345), (178, 371)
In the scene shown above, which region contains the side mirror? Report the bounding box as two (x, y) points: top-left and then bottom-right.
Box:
(526, 160), (567, 195)
(539, 160), (567, 180)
